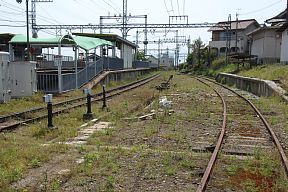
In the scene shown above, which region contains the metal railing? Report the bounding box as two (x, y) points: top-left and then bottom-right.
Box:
(37, 57), (124, 93)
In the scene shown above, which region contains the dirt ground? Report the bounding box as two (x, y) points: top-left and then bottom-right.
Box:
(7, 72), (288, 192)
(9, 73), (223, 191)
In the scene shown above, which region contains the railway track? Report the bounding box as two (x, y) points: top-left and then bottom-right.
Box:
(0, 74), (160, 132)
(194, 77), (288, 192)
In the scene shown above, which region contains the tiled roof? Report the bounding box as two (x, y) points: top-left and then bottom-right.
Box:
(266, 9), (287, 23)
(246, 25), (283, 36)
(208, 19), (258, 31)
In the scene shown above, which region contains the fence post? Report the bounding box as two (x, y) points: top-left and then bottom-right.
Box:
(74, 46), (78, 89)
(43, 94), (56, 129)
(102, 85), (107, 109)
(83, 88), (94, 120)
(94, 48), (97, 75)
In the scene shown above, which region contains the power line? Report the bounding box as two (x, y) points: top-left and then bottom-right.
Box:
(170, 0), (175, 15)
(177, 0), (180, 15)
(0, 3), (24, 12)
(100, 0), (121, 14)
(0, 24), (25, 27)
(0, 1), (59, 25)
(107, 0), (121, 12)
(0, 0), (23, 11)
(183, 0), (185, 15)
(240, 0), (282, 15)
(0, 19), (25, 23)
(38, 4), (63, 24)
(0, 10), (24, 15)
(163, 0), (170, 16)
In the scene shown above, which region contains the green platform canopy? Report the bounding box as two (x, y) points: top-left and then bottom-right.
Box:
(9, 34), (113, 51)
(74, 35), (113, 50)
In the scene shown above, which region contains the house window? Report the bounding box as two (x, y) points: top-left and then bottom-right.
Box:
(220, 47), (227, 53)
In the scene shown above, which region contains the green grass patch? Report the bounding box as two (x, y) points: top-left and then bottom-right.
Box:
(238, 64), (288, 91)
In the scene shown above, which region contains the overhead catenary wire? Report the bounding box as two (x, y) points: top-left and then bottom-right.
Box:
(100, 0), (121, 14)
(163, 0), (170, 16)
(170, 0), (175, 15)
(240, 0), (282, 15)
(0, 24), (25, 27)
(107, 0), (121, 13)
(183, 0), (185, 15)
(0, 19), (25, 23)
(0, 0), (23, 11)
(0, 1), (62, 25)
(38, 4), (64, 25)
(177, 0), (180, 15)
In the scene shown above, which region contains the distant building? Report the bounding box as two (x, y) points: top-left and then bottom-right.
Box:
(247, 25), (282, 64)
(265, 9), (288, 64)
(160, 53), (174, 69)
(279, 24), (288, 64)
(147, 55), (158, 66)
(0, 33), (15, 52)
(208, 19), (259, 56)
(249, 9), (288, 64)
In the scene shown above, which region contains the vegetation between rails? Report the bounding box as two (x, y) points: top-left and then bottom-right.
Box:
(1, 71), (288, 191)
(223, 150), (288, 191)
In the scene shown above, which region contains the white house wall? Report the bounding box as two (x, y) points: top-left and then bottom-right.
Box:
(281, 29), (288, 63)
(251, 29), (281, 63)
(251, 37), (264, 58)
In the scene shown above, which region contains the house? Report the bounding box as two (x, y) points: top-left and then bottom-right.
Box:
(160, 53), (174, 69)
(147, 55), (159, 66)
(208, 19), (259, 56)
(265, 9), (288, 64)
(247, 25), (282, 64)
(279, 23), (288, 64)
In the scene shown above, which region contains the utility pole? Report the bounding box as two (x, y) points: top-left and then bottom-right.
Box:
(158, 38), (161, 68)
(122, 0), (127, 38)
(187, 37), (191, 55)
(31, 0), (53, 38)
(16, 0), (30, 61)
(26, 0), (30, 61)
(176, 30), (179, 68)
(287, 0), (288, 23)
(225, 14), (232, 65)
(143, 15), (148, 55)
(228, 14), (232, 54)
(235, 12), (239, 53)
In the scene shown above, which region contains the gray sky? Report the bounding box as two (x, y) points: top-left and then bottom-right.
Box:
(0, 0), (286, 57)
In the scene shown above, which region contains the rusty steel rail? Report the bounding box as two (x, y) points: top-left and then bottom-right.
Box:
(203, 77), (288, 175)
(195, 76), (288, 192)
(0, 74), (160, 132)
(194, 77), (227, 192)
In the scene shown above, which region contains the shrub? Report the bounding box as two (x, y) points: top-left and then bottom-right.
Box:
(211, 57), (226, 70)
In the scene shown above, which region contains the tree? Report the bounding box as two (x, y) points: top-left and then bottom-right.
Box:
(186, 53), (194, 66)
(186, 37), (217, 69)
(136, 51), (147, 61)
(186, 37), (205, 68)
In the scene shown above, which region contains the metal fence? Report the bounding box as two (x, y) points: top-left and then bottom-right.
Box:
(37, 57), (124, 93)
(133, 60), (158, 69)
(37, 73), (59, 93)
